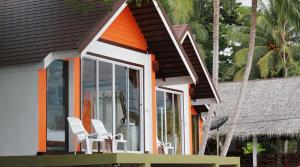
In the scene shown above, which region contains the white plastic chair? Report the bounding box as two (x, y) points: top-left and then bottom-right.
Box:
(157, 138), (174, 154)
(67, 117), (98, 155)
(91, 119), (127, 152)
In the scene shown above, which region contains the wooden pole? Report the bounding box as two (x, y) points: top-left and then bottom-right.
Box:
(253, 136), (257, 167)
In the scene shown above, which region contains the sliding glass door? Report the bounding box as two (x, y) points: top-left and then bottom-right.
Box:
(82, 57), (143, 152)
(156, 88), (183, 154)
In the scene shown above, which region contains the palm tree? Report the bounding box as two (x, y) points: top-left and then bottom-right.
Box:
(198, 0), (220, 155)
(220, 0), (258, 156)
(224, 0), (300, 80)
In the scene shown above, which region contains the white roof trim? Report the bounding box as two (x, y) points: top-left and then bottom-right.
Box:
(152, 0), (197, 84)
(81, 0), (128, 56)
(183, 31), (220, 103)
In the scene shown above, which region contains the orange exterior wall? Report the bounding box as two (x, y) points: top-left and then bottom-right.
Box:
(151, 55), (158, 154)
(100, 6), (147, 51)
(73, 57), (81, 119)
(38, 69), (47, 152)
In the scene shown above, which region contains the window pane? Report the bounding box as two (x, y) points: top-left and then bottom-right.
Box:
(98, 61), (113, 132)
(128, 69), (140, 151)
(82, 58), (96, 133)
(166, 92), (174, 150)
(156, 91), (165, 143)
(115, 65), (128, 150)
(174, 94), (182, 154)
(47, 60), (67, 151)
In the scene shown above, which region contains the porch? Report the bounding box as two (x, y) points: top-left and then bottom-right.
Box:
(0, 153), (239, 167)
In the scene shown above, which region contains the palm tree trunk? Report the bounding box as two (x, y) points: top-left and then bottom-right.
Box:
(198, 0), (219, 155)
(220, 0), (258, 156)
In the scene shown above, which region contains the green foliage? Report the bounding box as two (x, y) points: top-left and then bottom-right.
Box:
(242, 142), (266, 154)
(224, 0), (300, 81)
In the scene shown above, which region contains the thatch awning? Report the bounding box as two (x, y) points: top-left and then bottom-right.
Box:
(211, 77), (300, 138)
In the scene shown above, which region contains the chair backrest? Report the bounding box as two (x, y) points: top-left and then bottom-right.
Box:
(67, 117), (86, 141)
(91, 119), (109, 138)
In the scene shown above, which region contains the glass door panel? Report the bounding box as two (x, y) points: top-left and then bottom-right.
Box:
(98, 61), (113, 132)
(156, 91), (165, 143)
(128, 69), (141, 151)
(174, 94), (182, 154)
(46, 60), (68, 152)
(82, 59), (96, 133)
(156, 89), (183, 154)
(81, 57), (143, 152)
(115, 65), (128, 151)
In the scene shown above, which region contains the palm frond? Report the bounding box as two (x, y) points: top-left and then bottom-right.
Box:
(169, 0), (193, 24)
(234, 46), (269, 67)
(190, 21), (209, 42)
(257, 50), (276, 78)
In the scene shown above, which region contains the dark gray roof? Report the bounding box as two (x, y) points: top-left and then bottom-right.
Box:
(0, 0), (113, 66)
(211, 77), (300, 138)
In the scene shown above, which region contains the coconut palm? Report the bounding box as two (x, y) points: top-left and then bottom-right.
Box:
(198, 0), (220, 155)
(225, 0), (300, 80)
(220, 0), (258, 156)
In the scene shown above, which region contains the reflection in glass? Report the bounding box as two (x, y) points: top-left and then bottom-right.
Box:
(82, 59), (96, 133)
(192, 116), (199, 154)
(46, 60), (68, 151)
(115, 65), (128, 150)
(81, 58), (142, 152)
(174, 94), (182, 154)
(166, 93), (174, 148)
(98, 61), (113, 132)
(128, 69), (140, 151)
(156, 90), (182, 154)
(156, 91), (165, 143)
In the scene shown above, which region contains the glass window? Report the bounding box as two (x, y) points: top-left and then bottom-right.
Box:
(46, 60), (68, 151)
(82, 57), (143, 152)
(156, 89), (183, 154)
(82, 59), (97, 133)
(98, 61), (113, 133)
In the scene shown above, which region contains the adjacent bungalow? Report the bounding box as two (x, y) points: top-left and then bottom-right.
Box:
(0, 0), (238, 166)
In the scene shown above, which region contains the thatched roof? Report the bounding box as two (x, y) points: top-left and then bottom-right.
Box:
(211, 77), (300, 138)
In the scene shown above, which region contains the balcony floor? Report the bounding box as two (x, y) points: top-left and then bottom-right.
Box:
(0, 153), (240, 167)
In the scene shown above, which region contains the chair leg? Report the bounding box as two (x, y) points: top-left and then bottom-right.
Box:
(74, 143), (78, 155)
(85, 140), (93, 154)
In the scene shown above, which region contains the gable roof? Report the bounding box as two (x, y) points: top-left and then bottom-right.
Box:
(0, 0), (198, 83)
(171, 24), (220, 103)
(212, 77), (300, 138)
(0, 0), (116, 66)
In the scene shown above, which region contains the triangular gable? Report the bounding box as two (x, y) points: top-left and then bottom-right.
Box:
(80, 0), (198, 84)
(100, 6), (147, 51)
(171, 25), (220, 104)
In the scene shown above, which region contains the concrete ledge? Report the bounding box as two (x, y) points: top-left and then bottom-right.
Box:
(0, 153), (240, 167)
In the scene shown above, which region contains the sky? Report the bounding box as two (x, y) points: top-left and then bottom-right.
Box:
(236, 0), (252, 6)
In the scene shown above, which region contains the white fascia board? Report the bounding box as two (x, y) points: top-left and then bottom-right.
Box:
(183, 31), (220, 103)
(156, 76), (193, 86)
(43, 50), (79, 68)
(152, 0), (197, 84)
(192, 98), (218, 105)
(85, 41), (148, 65)
(81, 0), (128, 56)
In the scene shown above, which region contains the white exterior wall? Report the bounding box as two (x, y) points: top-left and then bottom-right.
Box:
(0, 63), (40, 156)
(165, 84), (191, 155)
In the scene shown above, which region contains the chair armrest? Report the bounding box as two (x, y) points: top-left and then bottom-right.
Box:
(113, 133), (124, 140)
(74, 130), (86, 135)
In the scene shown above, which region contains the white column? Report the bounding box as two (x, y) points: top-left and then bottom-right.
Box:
(253, 135), (257, 167)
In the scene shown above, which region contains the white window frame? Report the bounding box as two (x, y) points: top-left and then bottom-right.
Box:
(81, 55), (144, 153)
(156, 87), (185, 155)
